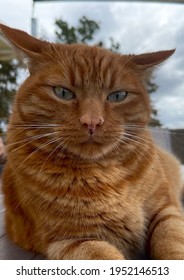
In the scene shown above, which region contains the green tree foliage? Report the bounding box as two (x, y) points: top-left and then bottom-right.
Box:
(0, 60), (18, 135)
(55, 16), (120, 53)
(56, 16), (100, 44)
(147, 79), (161, 126)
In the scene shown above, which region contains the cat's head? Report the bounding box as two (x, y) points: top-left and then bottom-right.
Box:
(0, 24), (175, 161)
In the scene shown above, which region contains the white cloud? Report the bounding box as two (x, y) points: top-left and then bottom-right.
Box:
(0, 0), (32, 31)
(151, 95), (184, 128)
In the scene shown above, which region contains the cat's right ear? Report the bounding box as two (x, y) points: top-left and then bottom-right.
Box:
(0, 23), (50, 72)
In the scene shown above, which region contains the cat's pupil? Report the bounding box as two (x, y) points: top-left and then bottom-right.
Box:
(62, 89), (66, 97)
(107, 91), (127, 102)
(115, 93), (119, 100)
(53, 86), (75, 100)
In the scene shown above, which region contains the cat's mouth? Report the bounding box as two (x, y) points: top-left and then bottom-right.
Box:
(80, 133), (105, 146)
(67, 134), (116, 160)
(83, 135), (97, 144)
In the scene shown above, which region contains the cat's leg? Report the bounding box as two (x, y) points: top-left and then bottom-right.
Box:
(148, 204), (184, 259)
(2, 165), (42, 253)
(47, 239), (125, 260)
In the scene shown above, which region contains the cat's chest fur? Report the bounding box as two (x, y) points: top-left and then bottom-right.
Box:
(20, 160), (146, 259)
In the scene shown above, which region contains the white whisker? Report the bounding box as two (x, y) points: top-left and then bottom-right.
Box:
(122, 131), (152, 146)
(38, 138), (67, 175)
(10, 124), (62, 128)
(15, 136), (62, 171)
(118, 137), (153, 165)
(6, 132), (59, 152)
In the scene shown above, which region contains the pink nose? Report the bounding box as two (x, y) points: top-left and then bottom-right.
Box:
(79, 114), (104, 134)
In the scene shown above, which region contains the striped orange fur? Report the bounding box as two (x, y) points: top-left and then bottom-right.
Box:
(1, 23), (184, 260)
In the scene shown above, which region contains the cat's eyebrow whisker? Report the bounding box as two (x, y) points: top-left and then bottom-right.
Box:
(119, 38), (160, 72)
(119, 55), (138, 74)
(134, 32), (170, 56)
(49, 45), (70, 77)
(120, 69), (138, 77)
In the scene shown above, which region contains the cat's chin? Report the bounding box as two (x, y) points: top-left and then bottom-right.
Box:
(68, 141), (115, 161)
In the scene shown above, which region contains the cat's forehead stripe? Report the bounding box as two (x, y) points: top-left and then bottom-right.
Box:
(54, 44), (129, 90)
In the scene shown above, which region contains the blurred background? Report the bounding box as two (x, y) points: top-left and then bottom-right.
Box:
(0, 0), (184, 163)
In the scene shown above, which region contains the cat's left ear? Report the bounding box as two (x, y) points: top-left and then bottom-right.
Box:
(132, 49), (175, 70)
(0, 23), (50, 72)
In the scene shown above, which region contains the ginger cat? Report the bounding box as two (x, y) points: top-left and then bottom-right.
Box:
(0, 23), (184, 260)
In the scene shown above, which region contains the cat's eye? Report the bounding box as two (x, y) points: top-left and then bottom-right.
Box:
(53, 86), (75, 100)
(107, 91), (128, 102)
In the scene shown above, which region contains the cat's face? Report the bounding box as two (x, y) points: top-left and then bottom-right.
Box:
(16, 45), (151, 160)
(0, 24), (174, 161)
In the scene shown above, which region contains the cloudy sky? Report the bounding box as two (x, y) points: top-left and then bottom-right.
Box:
(1, 0), (184, 128)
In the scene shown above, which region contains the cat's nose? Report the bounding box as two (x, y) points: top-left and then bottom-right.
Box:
(79, 114), (104, 135)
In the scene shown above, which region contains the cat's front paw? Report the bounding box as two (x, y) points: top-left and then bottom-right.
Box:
(47, 239), (125, 260)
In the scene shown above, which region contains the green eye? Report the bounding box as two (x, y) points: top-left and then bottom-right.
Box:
(53, 86), (75, 100)
(107, 91), (128, 102)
